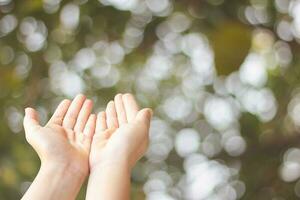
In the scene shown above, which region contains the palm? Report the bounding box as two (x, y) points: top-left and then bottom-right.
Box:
(30, 125), (86, 160)
(90, 94), (151, 169)
(24, 95), (96, 175)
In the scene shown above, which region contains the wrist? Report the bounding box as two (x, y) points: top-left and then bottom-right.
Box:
(40, 160), (87, 181)
(86, 159), (131, 200)
(90, 159), (131, 174)
(22, 160), (86, 200)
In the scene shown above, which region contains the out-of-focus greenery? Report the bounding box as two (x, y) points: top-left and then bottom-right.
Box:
(1, 0), (300, 199)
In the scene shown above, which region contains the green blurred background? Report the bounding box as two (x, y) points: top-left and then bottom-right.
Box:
(1, 0), (300, 199)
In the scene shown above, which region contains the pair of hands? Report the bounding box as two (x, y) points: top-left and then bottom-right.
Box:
(23, 93), (152, 199)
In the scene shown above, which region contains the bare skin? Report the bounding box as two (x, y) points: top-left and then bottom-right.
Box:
(22, 94), (96, 200)
(22, 93), (152, 200)
(86, 93), (152, 200)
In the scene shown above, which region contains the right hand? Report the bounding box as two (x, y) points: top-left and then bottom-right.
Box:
(89, 93), (152, 171)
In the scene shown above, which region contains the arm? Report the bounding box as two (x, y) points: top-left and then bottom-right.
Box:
(22, 94), (96, 200)
(86, 160), (131, 200)
(22, 162), (85, 200)
(86, 93), (152, 200)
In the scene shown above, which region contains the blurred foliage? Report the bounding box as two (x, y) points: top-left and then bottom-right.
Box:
(1, 0), (300, 199)
(211, 21), (252, 75)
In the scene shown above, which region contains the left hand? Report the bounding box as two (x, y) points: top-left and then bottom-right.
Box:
(23, 94), (96, 177)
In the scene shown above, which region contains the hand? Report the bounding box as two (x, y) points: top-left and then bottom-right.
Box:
(89, 93), (152, 170)
(23, 94), (96, 177)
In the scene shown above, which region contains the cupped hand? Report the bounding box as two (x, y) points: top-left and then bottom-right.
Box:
(23, 94), (96, 177)
(89, 93), (152, 170)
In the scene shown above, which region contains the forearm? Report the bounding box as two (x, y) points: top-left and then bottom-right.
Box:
(86, 161), (131, 200)
(22, 162), (86, 200)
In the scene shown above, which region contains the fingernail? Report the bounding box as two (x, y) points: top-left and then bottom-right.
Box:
(76, 94), (86, 100)
(149, 109), (153, 117)
(86, 99), (93, 105)
(144, 109), (152, 119)
(24, 107), (30, 115)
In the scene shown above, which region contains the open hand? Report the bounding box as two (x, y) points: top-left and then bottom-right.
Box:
(23, 94), (96, 177)
(89, 93), (152, 170)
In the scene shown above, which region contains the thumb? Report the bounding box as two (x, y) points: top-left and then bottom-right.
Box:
(23, 107), (41, 132)
(135, 108), (153, 128)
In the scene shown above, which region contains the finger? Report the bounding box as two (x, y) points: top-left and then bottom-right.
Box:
(106, 101), (118, 129)
(62, 94), (86, 129)
(114, 94), (127, 125)
(122, 93), (139, 122)
(83, 114), (97, 139)
(47, 99), (71, 125)
(95, 111), (107, 133)
(74, 99), (93, 133)
(82, 114), (96, 151)
(135, 108), (153, 129)
(93, 128), (116, 141)
(23, 108), (41, 132)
